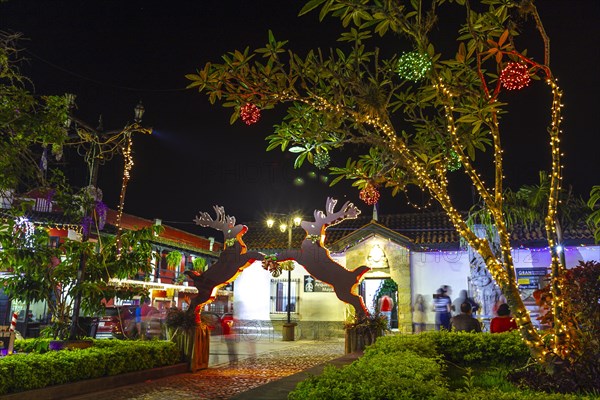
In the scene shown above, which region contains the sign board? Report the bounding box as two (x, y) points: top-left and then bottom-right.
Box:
(516, 268), (548, 289)
(304, 276), (334, 293)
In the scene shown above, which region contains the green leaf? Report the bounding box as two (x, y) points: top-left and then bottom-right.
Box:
(289, 146), (305, 153)
(299, 0), (329, 16)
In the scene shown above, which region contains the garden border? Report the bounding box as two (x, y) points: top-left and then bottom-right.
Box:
(2, 363), (188, 400)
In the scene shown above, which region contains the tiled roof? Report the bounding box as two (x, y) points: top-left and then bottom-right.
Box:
(0, 207), (222, 257)
(241, 212), (464, 251)
(509, 220), (595, 246)
(104, 209), (222, 256)
(240, 212), (597, 252)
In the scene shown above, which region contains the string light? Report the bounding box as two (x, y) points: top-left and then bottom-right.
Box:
(240, 103), (261, 125)
(359, 184), (380, 205)
(500, 62), (531, 90)
(396, 51), (432, 81)
(313, 152), (330, 169)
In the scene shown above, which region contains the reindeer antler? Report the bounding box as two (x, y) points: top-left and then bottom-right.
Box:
(314, 197), (360, 228)
(194, 205), (245, 241)
(194, 206), (228, 229)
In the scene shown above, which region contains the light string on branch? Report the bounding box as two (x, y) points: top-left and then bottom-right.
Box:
(240, 103), (261, 125)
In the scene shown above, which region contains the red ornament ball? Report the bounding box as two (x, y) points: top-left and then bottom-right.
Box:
(500, 62), (531, 91)
(240, 103), (261, 125)
(359, 184), (380, 205)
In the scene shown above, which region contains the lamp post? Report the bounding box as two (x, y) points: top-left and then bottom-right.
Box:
(266, 214), (301, 341)
(67, 100), (151, 340)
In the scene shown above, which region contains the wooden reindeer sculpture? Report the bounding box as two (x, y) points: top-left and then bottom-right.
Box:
(185, 206), (264, 314)
(278, 197), (370, 319)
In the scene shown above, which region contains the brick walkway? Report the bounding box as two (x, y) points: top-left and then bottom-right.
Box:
(63, 338), (348, 400)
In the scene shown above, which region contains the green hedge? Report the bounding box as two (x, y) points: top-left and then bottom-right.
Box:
(289, 332), (593, 400)
(0, 340), (182, 395)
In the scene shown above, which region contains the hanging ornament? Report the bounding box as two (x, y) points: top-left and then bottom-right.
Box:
(396, 51), (432, 82)
(313, 152), (330, 169)
(359, 184), (380, 205)
(500, 62), (531, 90)
(240, 103), (261, 125)
(447, 150), (462, 172)
(262, 254), (282, 277)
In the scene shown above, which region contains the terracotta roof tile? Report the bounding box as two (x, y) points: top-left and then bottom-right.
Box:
(241, 212), (596, 251)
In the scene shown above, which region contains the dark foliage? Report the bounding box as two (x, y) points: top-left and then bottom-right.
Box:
(165, 308), (196, 331)
(508, 355), (600, 394)
(508, 260), (600, 394)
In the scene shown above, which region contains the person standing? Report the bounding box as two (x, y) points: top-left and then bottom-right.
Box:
(433, 287), (452, 331)
(378, 294), (394, 330)
(412, 294), (427, 333)
(450, 302), (482, 333)
(490, 303), (518, 333)
(452, 290), (479, 317)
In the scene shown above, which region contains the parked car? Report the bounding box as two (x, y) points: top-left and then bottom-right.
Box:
(96, 305), (137, 339)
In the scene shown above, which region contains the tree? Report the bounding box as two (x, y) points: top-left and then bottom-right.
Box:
(0, 216), (160, 339)
(0, 32), (70, 196)
(1, 32), (159, 340)
(587, 185), (600, 243)
(187, 0), (575, 368)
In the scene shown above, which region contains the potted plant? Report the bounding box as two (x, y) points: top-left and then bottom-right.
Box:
(165, 308), (199, 369)
(192, 257), (207, 272)
(166, 251), (183, 270)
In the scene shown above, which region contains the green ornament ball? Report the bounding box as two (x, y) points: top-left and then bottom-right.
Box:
(397, 52), (432, 82)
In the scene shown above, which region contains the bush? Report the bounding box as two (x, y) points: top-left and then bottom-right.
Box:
(290, 332), (596, 399)
(424, 330), (530, 367)
(0, 339), (181, 395)
(290, 349), (449, 400)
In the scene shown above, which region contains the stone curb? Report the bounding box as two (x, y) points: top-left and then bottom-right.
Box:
(2, 363), (189, 400)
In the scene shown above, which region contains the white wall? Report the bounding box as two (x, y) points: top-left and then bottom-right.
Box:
(512, 245), (600, 270)
(410, 250), (471, 323)
(233, 261), (272, 321)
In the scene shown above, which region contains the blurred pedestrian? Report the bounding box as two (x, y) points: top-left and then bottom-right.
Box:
(450, 302), (482, 333)
(140, 297), (157, 339)
(412, 294), (427, 333)
(490, 303), (518, 333)
(433, 287), (452, 331)
(452, 290), (479, 317)
(223, 316), (238, 365)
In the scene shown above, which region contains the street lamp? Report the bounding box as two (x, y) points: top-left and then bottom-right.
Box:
(67, 100), (151, 340)
(266, 214), (301, 341)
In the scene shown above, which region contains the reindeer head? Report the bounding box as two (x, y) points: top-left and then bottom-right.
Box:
(301, 197), (361, 238)
(194, 206), (246, 246)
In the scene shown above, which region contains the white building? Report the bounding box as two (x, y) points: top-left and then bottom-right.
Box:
(228, 210), (600, 337)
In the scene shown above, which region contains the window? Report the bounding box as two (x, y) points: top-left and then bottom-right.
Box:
(270, 278), (299, 314)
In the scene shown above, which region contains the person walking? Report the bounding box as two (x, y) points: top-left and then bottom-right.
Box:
(433, 287), (452, 331)
(490, 303), (518, 333)
(450, 302), (482, 333)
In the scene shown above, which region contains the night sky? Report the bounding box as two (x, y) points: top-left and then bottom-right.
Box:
(2, 0), (598, 234)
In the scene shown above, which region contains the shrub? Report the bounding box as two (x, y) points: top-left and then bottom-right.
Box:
(0, 340), (181, 395)
(363, 333), (439, 359)
(424, 330), (529, 367)
(290, 349), (450, 400)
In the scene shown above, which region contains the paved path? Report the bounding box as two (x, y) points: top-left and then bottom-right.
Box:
(64, 336), (348, 400)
